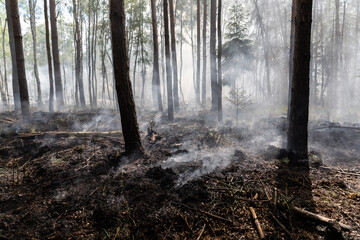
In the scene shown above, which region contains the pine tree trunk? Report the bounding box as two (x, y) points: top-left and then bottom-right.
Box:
(287, 0), (296, 119)
(2, 19), (9, 105)
(169, 0), (179, 112)
(109, 0), (143, 154)
(217, 0), (222, 121)
(5, 0), (20, 112)
(28, 0), (42, 106)
(202, 0), (207, 104)
(44, 0), (54, 112)
(49, 0), (64, 110)
(196, 0), (201, 105)
(150, 0), (163, 112)
(210, 0), (217, 111)
(287, 0), (313, 161)
(10, 0), (31, 120)
(73, 0), (86, 108)
(163, 0), (174, 121)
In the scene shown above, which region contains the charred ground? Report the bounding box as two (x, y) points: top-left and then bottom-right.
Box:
(0, 111), (359, 239)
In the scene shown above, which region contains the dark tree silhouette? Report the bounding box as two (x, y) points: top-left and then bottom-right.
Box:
(218, 0), (222, 121)
(287, 0), (313, 161)
(10, 0), (31, 120)
(169, 0), (179, 112)
(110, 0), (143, 154)
(44, 0), (54, 112)
(196, 0), (201, 105)
(202, 0), (207, 104)
(210, 0), (217, 111)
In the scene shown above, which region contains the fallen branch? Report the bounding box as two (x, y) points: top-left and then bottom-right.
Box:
(196, 224), (206, 240)
(290, 206), (353, 231)
(270, 212), (293, 238)
(249, 207), (265, 239)
(18, 131), (123, 138)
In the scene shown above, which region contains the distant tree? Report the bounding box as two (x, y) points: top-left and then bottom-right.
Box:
(28, 0), (42, 106)
(287, 0), (313, 161)
(49, 0), (64, 110)
(5, 0), (21, 112)
(169, 0), (179, 112)
(201, 0), (207, 104)
(44, 0), (54, 112)
(196, 0), (200, 105)
(109, 0), (143, 154)
(10, 0), (31, 120)
(210, 0), (217, 111)
(217, 0), (222, 121)
(226, 87), (251, 126)
(150, 0), (163, 112)
(163, 0), (174, 120)
(222, 2), (252, 87)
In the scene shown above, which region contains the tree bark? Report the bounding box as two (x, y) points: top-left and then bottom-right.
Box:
(49, 0), (64, 110)
(109, 0), (143, 154)
(2, 19), (9, 105)
(150, 0), (163, 112)
(202, 0), (207, 104)
(10, 0), (31, 120)
(217, 0), (222, 121)
(73, 0), (86, 108)
(44, 0), (54, 112)
(287, 0), (313, 160)
(169, 0), (179, 112)
(163, 0), (174, 120)
(287, 0), (296, 120)
(196, 0), (201, 105)
(28, 0), (42, 106)
(5, 0), (21, 112)
(210, 0), (217, 111)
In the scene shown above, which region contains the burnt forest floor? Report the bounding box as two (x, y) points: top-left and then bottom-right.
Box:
(0, 110), (359, 239)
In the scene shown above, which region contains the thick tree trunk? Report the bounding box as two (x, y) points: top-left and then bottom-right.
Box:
(287, 0), (313, 160)
(5, 0), (20, 112)
(109, 0), (143, 154)
(202, 0), (207, 104)
(10, 0), (31, 120)
(210, 0), (217, 111)
(73, 0), (86, 108)
(49, 0), (64, 110)
(28, 0), (42, 106)
(150, 0), (163, 112)
(217, 0), (222, 121)
(169, 0), (179, 112)
(287, 0), (296, 120)
(163, 0), (174, 121)
(44, 0), (54, 112)
(196, 0), (201, 105)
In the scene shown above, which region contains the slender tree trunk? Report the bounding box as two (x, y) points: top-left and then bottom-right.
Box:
(109, 0), (143, 154)
(150, 0), (163, 111)
(28, 0), (42, 106)
(202, 0), (207, 104)
(10, 0), (31, 120)
(73, 0), (86, 108)
(49, 0), (64, 110)
(196, 0), (201, 105)
(2, 19), (9, 105)
(163, 0), (174, 120)
(217, 0), (222, 121)
(5, 0), (20, 112)
(169, 0), (179, 111)
(287, 0), (313, 161)
(354, 0), (359, 102)
(44, 0), (54, 112)
(210, 0), (217, 111)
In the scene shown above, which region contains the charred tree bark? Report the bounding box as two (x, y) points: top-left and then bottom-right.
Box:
(28, 0), (42, 106)
(73, 0), (86, 108)
(49, 0), (64, 110)
(287, 0), (296, 120)
(5, 0), (20, 113)
(10, 0), (31, 120)
(196, 0), (201, 105)
(169, 0), (179, 112)
(163, 0), (174, 120)
(2, 19), (9, 105)
(44, 0), (54, 112)
(150, 0), (163, 112)
(287, 0), (313, 161)
(210, 0), (217, 111)
(202, 0), (207, 104)
(109, 0), (143, 154)
(217, 0), (222, 121)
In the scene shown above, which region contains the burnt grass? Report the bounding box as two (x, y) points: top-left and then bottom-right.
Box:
(0, 111), (359, 239)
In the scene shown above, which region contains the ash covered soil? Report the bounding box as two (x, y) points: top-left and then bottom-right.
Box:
(0, 111), (359, 239)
